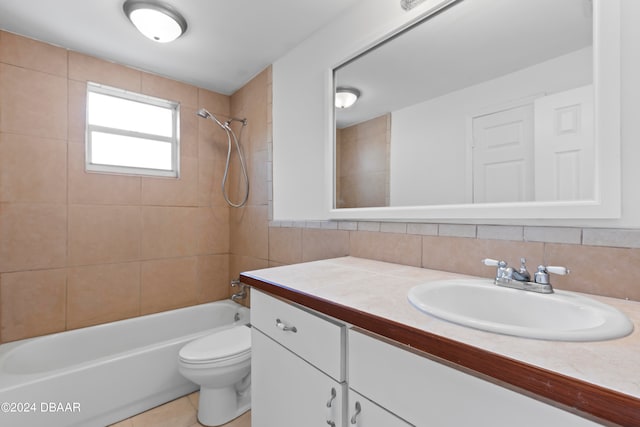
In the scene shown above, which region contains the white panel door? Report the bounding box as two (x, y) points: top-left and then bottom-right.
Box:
(472, 105), (534, 203)
(534, 85), (594, 201)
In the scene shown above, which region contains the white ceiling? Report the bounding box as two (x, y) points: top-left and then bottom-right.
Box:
(0, 0), (361, 95)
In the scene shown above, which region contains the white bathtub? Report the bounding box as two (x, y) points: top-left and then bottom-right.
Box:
(0, 300), (250, 427)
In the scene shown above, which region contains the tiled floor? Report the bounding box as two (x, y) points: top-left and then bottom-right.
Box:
(109, 392), (251, 427)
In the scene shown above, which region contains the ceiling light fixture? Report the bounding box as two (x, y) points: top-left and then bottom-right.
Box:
(335, 87), (361, 109)
(123, 0), (187, 43)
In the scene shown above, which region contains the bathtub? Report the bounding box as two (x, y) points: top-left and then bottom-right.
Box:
(0, 300), (250, 427)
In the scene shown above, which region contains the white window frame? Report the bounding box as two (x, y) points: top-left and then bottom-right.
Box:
(85, 82), (180, 178)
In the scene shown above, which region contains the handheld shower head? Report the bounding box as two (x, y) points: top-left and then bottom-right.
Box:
(197, 106), (250, 208)
(196, 108), (211, 119)
(196, 108), (227, 130)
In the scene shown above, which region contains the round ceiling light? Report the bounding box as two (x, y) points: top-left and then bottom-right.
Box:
(335, 87), (361, 109)
(123, 0), (187, 43)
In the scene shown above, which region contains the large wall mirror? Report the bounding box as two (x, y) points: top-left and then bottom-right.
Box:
(331, 0), (620, 221)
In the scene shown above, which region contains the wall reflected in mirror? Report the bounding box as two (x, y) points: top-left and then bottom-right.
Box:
(334, 0), (593, 209)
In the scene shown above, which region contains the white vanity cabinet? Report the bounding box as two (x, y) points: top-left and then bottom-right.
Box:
(251, 290), (346, 427)
(251, 288), (599, 427)
(347, 389), (413, 427)
(348, 330), (600, 427)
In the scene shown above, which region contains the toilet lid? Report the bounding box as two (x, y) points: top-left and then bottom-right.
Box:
(179, 325), (251, 364)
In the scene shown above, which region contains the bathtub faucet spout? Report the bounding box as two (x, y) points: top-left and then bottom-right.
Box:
(231, 279), (248, 302)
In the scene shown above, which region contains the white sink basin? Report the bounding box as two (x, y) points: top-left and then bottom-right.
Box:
(408, 279), (634, 341)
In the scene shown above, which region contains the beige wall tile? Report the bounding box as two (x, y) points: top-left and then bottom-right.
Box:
(197, 254), (231, 302)
(350, 230), (422, 267)
(141, 156), (199, 206)
(141, 72), (198, 108)
(233, 76), (268, 153)
(180, 106), (199, 157)
(0, 269), (66, 342)
(0, 203), (67, 272)
(68, 51), (141, 91)
(68, 205), (141, 266)
(141, 257), (199, 315)
(68, 142), (142, 205)
(0, 64), (67, 139)
(198, 88), (230, 117)
(67, 80), (87, 143)
(230, 254), (269, 280)
(269, 227), (302, 265)
(141, 206), (199, 259)
(0, 133), (67, 203)
(302, 228), (349, 262)
(198, 156), (219, 206)
(197, 207), (230, 255)
(67, 262), (141, 329)
(199, 118), (231, 160)
(422, 235), (544, 277)
(545, 244), (640, 300)
(247, 149), (268, 206)
(230, 205), (269, 259)
(0, 31), (67, 76)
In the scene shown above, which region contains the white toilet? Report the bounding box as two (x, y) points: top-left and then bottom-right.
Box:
(178, 325), (251, 426)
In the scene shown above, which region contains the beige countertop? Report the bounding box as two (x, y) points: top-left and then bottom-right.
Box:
(241, 256), (640, 426)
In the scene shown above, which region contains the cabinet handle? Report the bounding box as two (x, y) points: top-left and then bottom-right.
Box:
(350, 401), (361, 425)
(275, 318), (297, 333)
(326, 387), (337, 408)
(326, 387), (337, 426)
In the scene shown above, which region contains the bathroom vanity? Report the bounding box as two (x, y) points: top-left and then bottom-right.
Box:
(242, 257), (640, 427)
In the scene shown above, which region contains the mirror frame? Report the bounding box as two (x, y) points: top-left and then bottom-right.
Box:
(328, 0), (621, 222)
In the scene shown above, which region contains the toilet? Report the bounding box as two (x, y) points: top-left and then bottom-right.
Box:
(178, 325), (251, 426)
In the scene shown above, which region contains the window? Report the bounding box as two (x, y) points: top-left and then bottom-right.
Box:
(85, 82), (180, 177)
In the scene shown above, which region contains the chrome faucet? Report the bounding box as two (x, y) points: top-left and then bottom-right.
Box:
(231, 279), (248, 302)
(481, 258), (569, 294)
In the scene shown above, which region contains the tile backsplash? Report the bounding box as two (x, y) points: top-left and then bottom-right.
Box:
(267, 221), (640, 302)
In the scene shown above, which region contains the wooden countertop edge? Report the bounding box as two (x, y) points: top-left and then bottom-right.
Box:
(241, 273), (640, 427)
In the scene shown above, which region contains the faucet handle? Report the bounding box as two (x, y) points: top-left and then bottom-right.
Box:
(546, 266), (570, 276)
(534, 265), (570, 285)
(482, 258), (502, 267)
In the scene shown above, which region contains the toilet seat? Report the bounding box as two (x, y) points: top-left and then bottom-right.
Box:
(179, 325), (251, 365)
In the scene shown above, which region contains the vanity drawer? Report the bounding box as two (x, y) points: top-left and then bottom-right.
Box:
(251, 290), (345, 381)
(348, 329), (598, 427)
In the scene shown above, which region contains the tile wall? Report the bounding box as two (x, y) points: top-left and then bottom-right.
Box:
(336, 113), (390, 208)
(0, 31), (233, 343)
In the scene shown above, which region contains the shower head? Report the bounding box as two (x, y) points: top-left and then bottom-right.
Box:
(196, 108), (226, 130)
(196, 108), (210, 119)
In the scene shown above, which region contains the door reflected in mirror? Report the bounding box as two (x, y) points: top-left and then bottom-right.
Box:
(334, 0), (593, 209)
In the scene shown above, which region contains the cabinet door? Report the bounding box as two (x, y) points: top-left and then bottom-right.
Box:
(349, 330), (599, 427)
(347, 389), (413, 427)
(252, 328), (345, 427)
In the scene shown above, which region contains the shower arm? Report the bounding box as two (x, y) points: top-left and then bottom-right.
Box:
(197, 108), (246, 129)
(225, 117), (248, 127)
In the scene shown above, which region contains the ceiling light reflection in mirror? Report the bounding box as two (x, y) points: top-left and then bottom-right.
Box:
(334, 0), (593, 210)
